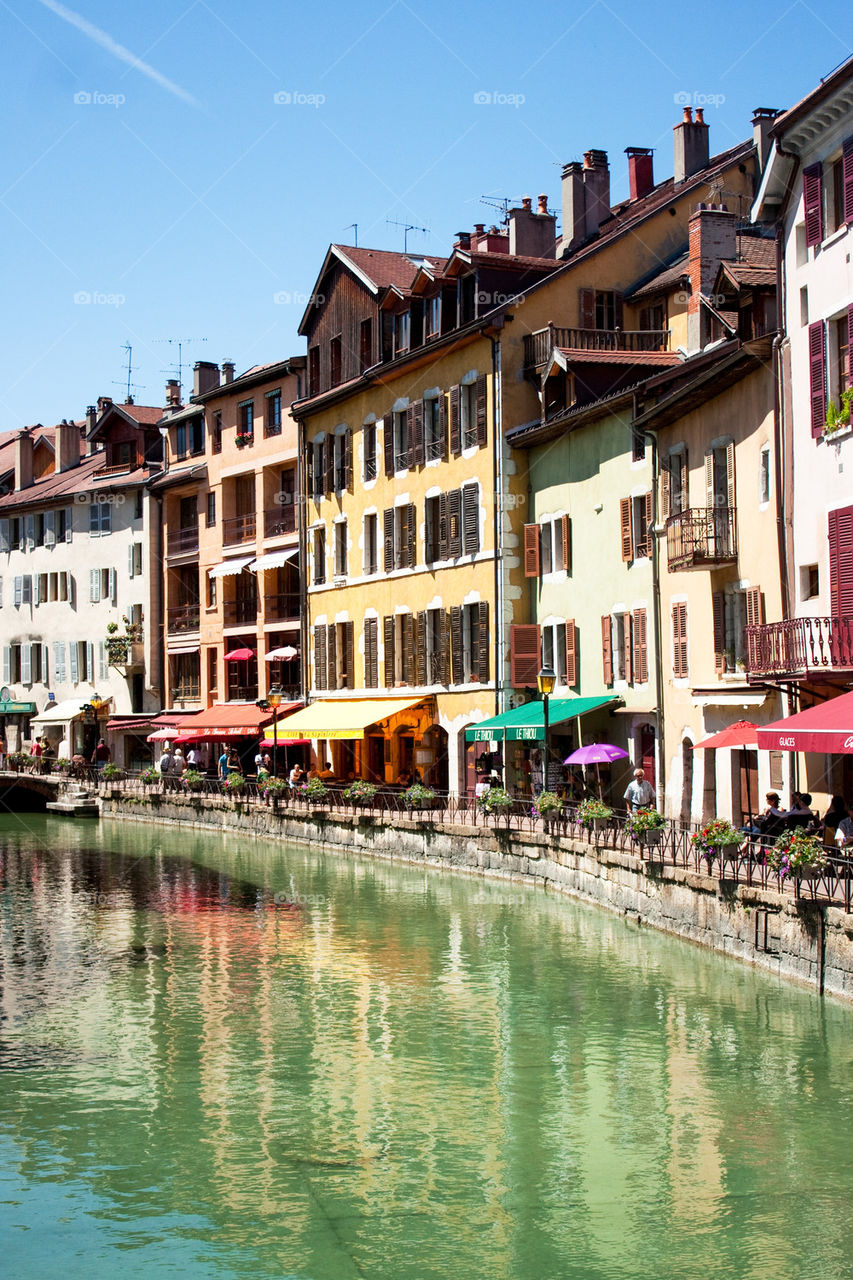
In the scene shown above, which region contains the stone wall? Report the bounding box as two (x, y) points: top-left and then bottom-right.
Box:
(101, 793), (853, 1002)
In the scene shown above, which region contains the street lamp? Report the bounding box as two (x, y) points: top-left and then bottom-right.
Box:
(537, 664), (556, 794)
(256, 687), (284, 778)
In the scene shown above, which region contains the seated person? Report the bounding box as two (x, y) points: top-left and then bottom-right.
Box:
(318, 760), (335, 780)
(822, 795), (849, 845)
(745, 792), (786, 837)
(785, 792), (816, 830)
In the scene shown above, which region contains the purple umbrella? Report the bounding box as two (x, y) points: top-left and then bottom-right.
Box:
(564, 743), (629, 800)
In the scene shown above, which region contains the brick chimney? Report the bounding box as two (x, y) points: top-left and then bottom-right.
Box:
(165, 379), (181, 409)
(687, 203), (737, 350)
(221, 361), (235, 385)
(625, 147), (654, 200)
(752, 107), (780, 176)
(15, 429), (34, 490)
(97, 395), (112, 413)
(508, 193), (557, 258)
(193, 361), (219, 397)
(55, 419), (81, 473)
(454, 230), (472, 250)
(674, 106), (710, 184)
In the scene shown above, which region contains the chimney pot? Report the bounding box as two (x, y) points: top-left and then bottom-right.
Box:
(474, 223), (485, 235)
(695, 107), (705, 125)
(537, 193), (548, 214)
(221, 360), (235, 385)
(522, 196), (532, 211)
(683, 106), (693, 123)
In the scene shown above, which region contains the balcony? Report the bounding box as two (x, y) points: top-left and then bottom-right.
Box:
(264, 507), (296, 538)
(665, 507), (737, 571)
(264, 592), (300, 623)
(93, 455), (139, 477)
(167, 526), (199, 556)
(223, 598), (259, 626)
(106, 638), (145, 671)
(167, 604), (200, 634)
(745, 617), (853, 680)
(223, 513), (256, 545)
(523, 324), (670, 371)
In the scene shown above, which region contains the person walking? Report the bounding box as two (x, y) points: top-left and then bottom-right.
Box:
(623, 768), (655, 813)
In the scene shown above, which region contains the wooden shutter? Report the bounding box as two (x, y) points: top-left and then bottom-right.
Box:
(475, 373), (488, 446)
(325, 436), (335, 494)
(364, 617), (378, 688)
(477, 600), (490, 682)
(632, 609), (648, 683)
(565, 620), (577, 686)
(704, 450), (715, 506)
(405, 404), (414, 469)
(462, 484), (479, 554)
(661, 462), (671, 517)
(744, 589), (765, 662)
(327, 623), (337, 691)
(601, 615), (613, 685)
(86, 641), (94, 683)
(848, 303), (853, 386)
(803, 161), (823, 247)
(449, 385), (461, 455)
(712, 590), (726, 673)
(828, 506), (853, 617)
(579, 287), (595, 329)
(1, 646), (10, 684)
(614, 291), (624, 330)
(402, 614), (415, 685)
(450, 606), (463, 685)
(510, 623), (540, 687)
(725, 444), (735, 509)
(69, 641), (78, 683)
(672, 602), (688, 679)
(809, 321), (826, 437)
(416, 611), (427, 685)
(314, 627), (327, 691)
(439, 492), (449, 560)
(437, 392), (447, 461)
(44, 510), (55, 546)
(13, 576), (21, 606)
(344, 430), (353, 492)
(624, 613), (633, 684)
(620, 498), (633, 561)
(384, 616), (395, 687)
(524, 523), (541, 577)
(844, 137), (853, 226)
(437, 610), (449, 685)
(412, 400), (424, 467)
(407, 502), (416, 567)
(560, 515), (571, 571)
(383, 418), (394, 476)
(448, 489), (462, 558)
(0, 519), (7, 553)
(383, 508), (394, 573)
(21, 644), (31, 685)
(399, 504), (411, 570)
(89, 569), (100, 603)
(343, 621), (354, 689)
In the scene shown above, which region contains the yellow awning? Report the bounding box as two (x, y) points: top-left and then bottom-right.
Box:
(280, 697), (425, 740)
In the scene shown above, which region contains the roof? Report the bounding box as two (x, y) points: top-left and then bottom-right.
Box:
(626, 254), (689, 301)
(769, 55), (853, 144)
(30, 697), (91, 726)
(718, 262), (776, 289)
(0, 450), (150, 512)
(95, 401), (164, 427)
(626, 231), (774, 302)
(553, 347), (681, 367)
(334, 245), (429, 292)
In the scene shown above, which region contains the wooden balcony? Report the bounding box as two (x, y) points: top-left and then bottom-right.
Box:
(167, 604), (200, 634)
(264, 507), (296, 538)
(223, 513), (256, 545)
(523, 324), (670, 370)
(264, 592), (300, 623)
(166, 526), (199, 556)
(93, 456), (139, 477)
(745, 617), (853, 680)
(665, 507), (737, 571)
(223, 598), (258, 626)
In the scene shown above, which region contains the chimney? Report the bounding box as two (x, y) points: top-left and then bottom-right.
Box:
(687, 203), (737, 351)
(625, 147), (655, 200)
(221, 361), (235, 385)
(165, 379), (181, 409)
(86, 404), (97, 433)
(582, 149), (610, 240)
(674, 105), (710, 184)
(55, 419), (81, 473)
(454, 230), (471, 250)
(559, 161), (586, 255)
(509, 194), (557, 258)
(15, 429), (34, 490)
(752, 107), (780, 176)
(193, 361), (219, 397)
(97, 395), (112, 413)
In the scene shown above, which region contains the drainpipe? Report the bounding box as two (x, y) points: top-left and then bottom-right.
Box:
(634, 395), (665, 804)
(489, 330), (503, 715)
(296, 415), (309, 707)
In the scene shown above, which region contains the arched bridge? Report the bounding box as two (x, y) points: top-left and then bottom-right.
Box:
(0, 770), (64, 812)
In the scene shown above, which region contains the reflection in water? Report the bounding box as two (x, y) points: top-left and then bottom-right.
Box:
(1, 815), (852, 1279)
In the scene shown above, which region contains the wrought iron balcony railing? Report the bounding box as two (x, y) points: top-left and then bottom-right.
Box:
(166, 526), (199, 556)
(263, 592), (300, 622)
(745, 616), (853, 680)
(666, 506), (737, 570)
(223, 513), (256, 545)
(223, 598), (259, 626)
(166, 604), (200, 633)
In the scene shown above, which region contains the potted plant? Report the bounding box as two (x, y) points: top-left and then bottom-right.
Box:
(140, 766), (159, 787)
(344, 779), (378, 804)
(225, 771), (245, 796)
(299, 777), (328, 803)
(625, 807), (667, 845)
(531, 790), (563, 822)
(182, 768), (206, 793)
(102, 763), (125, 783)
(403, 782), (436, 811)
(578, 797), (614, 831)
(262, 777), (289, 804)
(691, 817), (742, 865)
(8, 752), (29, 773)
(56, 758), (72, 775)
(824, 388), (853, 437)
(768, 829), (828, 882)
(235, 431), (253, 449)
(477, 786), (514, 819)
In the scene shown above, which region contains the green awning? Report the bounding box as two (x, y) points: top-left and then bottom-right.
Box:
(465, 696), (617, 743)
(0, 700), (37, 715)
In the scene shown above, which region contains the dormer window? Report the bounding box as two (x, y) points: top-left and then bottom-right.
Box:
(393, 312), (410, 356)
(426, 295), (441, 338)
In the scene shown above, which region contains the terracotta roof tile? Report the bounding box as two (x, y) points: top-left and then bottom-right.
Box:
(0, 452), (149, 511)
(332, 245), (435, 292)
(555, 347), (681, 366)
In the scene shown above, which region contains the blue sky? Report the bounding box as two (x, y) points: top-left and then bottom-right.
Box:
(2, 0), (850, 428)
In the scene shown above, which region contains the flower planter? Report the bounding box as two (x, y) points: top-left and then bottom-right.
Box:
(640, 829), (663, 847)
(593, 817), (610, 833)
(790, 866), (822, 881)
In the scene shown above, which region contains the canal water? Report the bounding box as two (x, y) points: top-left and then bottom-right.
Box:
(1, 815), (852, 1280)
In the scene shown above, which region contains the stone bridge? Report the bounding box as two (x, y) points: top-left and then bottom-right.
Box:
(0, 770), (64, 811)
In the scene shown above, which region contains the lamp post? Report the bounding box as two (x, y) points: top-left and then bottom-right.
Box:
(537, 664), (556, 794)
(268, 686), (283, 778)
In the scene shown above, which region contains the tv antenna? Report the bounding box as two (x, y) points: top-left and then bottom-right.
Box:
(343, 223), (358, 247)
(112, 343), (146, 402)
(480, 196), (524, 227)
(154, 336), (208, 399)
(386, 218), (429, 253)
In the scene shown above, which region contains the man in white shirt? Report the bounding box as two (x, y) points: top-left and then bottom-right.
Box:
(624, 768), (655, 812)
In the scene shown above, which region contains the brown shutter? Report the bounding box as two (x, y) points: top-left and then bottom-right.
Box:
(325, 436), (335, 494)
(344, 430), (353, 492)
(475, 373), (488, 446)
(439, 492), (449, 560)
(416, 611), (427, 685)
(510, 623), (540, 688)
(844, 137), (853, 226)
(713, 590), (726, 673)
(645, 490), (653, 537)
(632, 608), (648, 683)
(661, 460), (671, 517)
(744, 587), (765, 628)
(449, 385), (461, 455)
(402, 613), (415, 684)
(343, 621), (354, 689)
(524, 523), (541, 577)
(399, 504), (410, 570)
(450, 606), (463, 684)
(803, 161), (823, 247)
(383, 508), (394, 573)
(624, 613), (633, 684)
(327, 623), (337, 691)
(437, 392), (447, 461)
(579, 287), (595, 329)
(614, 291), (624, 330)
(407, 502), (417, 567)
(620, 497), (633, 561)
(405, 404), (414, 469)
(560, 514), (571, 571)
(437, 610), (449, 684)
(384, 417), (394, 476)
(448, 489), (462, 558)
(364, 617), (378, 687)
(809, 321), (826, 437)
(384, 615), (395, 687)
(829, 506), (853, 617)
(412, 400), (424, 467)
(565, 621), (577, 686)
(314, 626), (327, 691)
(601, 615), (613, 685)
(462, 484), (479, 554)
(477, 600), (490, 682)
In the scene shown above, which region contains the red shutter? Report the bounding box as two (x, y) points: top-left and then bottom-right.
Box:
(844, 137), (853, 226)
(449, 385), (461, 455)
(524, 523), (541, 577)
(565, 621), (577, 686)
(601, 616), (613, 685)
(561, 514), (571, 571)
(624, 613), (633, 684)
(672, 602), (688, 679)
(620, 498), (633, 561)
(510, 624), (540, 688)
(809, 321), (826, 438)
(579, 287), (595, 329)
(848, 303), (853, 386)
(803, 162), (823, 247)
(632, 609), (648, 683)
(476, 374), (488, 447)
(712, 590), (725, 673)
(829, 506), (853, 617)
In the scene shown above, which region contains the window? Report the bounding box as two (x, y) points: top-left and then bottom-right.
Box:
(424, 394), (445, 461)
(384, 505), (416, 572)
(759, 447), (771, 505)
(58, 507), (72, 542)
(833, 313), (850, 397)
(207, 575), (217, 609)
(188, 417), (204, 455)
(801, 564), (820, 600)
(462, 483), (480, 555)
(620, 494), (653, 561)
(212, 411), (222, 454)
(393, 311), (410, 356)
(831, 154), (845, 233)
(208, 648), (218, 701)
(89, 501), (111, 536)
(426, 295), (441, 339)
(671, 602), (688, 679)
(176, 424), (187, 459)
(313, 527), (326, 585)
(460, 382), (477, 449)
(89, 568), (116, 604)
(363, 422), (377, 481)
(595, 290), (616, 330)
(333, 432), (348, 492)
(265, 389), (282, 437)
(128, 543), (143, 577)
(359, 319), (373, 372)
(238, 400), (254, 440)
(310, 439), (325, 500)
(800, 286), (809, 327)
(329, 335), (342, 387)
(537, 515), (571, 575)
(541, 622), (568, 685)
(334, 520), (348, 577)
(425, 607), (446, 684)
(448, 602), (489, 685)
(713, 587), (763, 674)
(664, 448), (688, 516)
(393, 409), (409, 471)
(424, 495), (441, 563)
(363, 513), (378, 576)
(308, 346), (320, 396)
(206, 492), (216, 527)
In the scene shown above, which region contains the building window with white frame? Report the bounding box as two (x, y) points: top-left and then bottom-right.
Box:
(334, 520), (348, 577)
(363, 422), (377, 481)
(759, 446), (771, 505)
(363, 512), (378, 576)
(460, 381), (477, 449)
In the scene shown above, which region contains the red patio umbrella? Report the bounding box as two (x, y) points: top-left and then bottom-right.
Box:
(224, 647), (256, 661)
(694, 721), (759, 826)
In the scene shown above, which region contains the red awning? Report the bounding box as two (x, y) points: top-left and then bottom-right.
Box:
(150, 711), (202, 729)
(106, 718), (156, 734)
(756, 691), (853, 754)
(181, 702), (294, 737)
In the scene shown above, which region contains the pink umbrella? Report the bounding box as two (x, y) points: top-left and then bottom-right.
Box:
(564, 743), (629, 800)
(224, 647), (256, 661)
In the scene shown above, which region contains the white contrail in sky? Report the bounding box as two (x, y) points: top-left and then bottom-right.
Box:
(36, 0), (199, 107)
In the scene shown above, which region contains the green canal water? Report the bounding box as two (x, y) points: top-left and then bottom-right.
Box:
(1, 815), (853, 1279)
